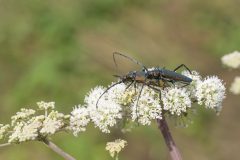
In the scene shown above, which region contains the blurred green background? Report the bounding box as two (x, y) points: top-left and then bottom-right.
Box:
(0, 0), (240, 159)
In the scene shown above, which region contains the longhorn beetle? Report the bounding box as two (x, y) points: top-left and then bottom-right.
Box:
(96, 52), (192, 110)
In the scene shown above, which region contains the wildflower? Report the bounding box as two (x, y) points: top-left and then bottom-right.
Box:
(0, 124), (10, 140)
(8, 116), (44, 143)
(37, 101), (55, 110)
(118, 85), (136, 106)
(161, 87), (191, 116)
(195, 76), (226, 112)
(40, 111), (65, 136)
(221, 51), (240, 69)
(69, 106), (90, 136)
(230, 76), (240, 95)
(107, 82), (127, 102)
(131, 85), (162, 125)
(85, 86), (122, 133)
(182, 70), (202, 99)
(11, 108), (36, 125)
(106, 139), (127, 158)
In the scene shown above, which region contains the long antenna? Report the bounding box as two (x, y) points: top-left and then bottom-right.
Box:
(113, 52), (148, 71)
(96, 80), (123, 108)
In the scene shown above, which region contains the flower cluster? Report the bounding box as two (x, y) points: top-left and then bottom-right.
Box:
(230, 76), (240, 95)
(80, 70), (225, 133)
(0, 70), (226, 147)
(161, 87), (191, 116)
(1, 102), (69, 144)
(221, 51), (240, 95)
(68, 106), (90, 136)
(37, 101), (55, 110)
(0, 124), (10, 140)
(106, 139), (127, 158)
(196, 76), (226, 112)
(130, 85), (162, 125)
(221, 51), (240, 69)
(85, 86), (122, 133)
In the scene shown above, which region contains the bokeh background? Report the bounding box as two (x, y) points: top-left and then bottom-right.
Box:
(0, 0), (240, 159)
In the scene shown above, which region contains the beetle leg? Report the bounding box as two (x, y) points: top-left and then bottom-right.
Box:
(125, 81), (134, 90)
(135, 83), (144, 123)
(174, 64), (191, 73)
(146, 85), (161, 92)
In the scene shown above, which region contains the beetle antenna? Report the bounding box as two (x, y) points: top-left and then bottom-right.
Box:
(113, 52), (148, 72)
(112, 74), (122, 78)
(96, 80), (123, 108)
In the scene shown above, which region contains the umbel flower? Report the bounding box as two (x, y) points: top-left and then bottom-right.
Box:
(221, 51), (240, 69)
(85, 86), (122, 133)
(0, 70), (226, 145)
(230, 76), (240, 95)
(68, 105), (90, 136)
(83, 70), (225, 133)
(0, 70), (226, 160)
(1, 102), (70, 144)
(221, 51), (240, 95)
(106, 139), (127, 158)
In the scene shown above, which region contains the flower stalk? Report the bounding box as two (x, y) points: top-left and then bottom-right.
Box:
(0, 143), (11, 147)
(42, 138), (76, 160)
(157, 117), (182, 160)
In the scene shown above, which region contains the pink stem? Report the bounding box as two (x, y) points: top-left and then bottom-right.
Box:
(157, 117), (182, 160)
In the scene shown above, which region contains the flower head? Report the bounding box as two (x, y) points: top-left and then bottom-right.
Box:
(40, 111), (65, 136)
(221, 51), (240, 69)
(37, 101), (55, 110)
(161, 87), (191, 116)
(8, 116), (44, 143)
(0, 124), (10, 140)
(230, 76), (240, 95)
(130, 85), (162, 125)
(106, 139), (127, 158)
(69, 105), (90, 136)
(85, 86), (122, 133)
(195, 76), (226, 112)
(182, 70), (202, 99)
(11, 108), (36, 126)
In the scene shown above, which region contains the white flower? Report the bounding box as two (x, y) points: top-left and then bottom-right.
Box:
(40, 111), (65, 136)
(8, 116), (44, 143)
(0, 124), (10, 140)
(221, 51), (240, 69)
(196, 76), (226, 112)
(230, 76), (240, 95)
(37, 101), (55, 110)
(69, 106), (90, 136)
(107, 82), (127, 102)
(161, 87), (191, 116)
(85, 86), (106, 108)
(85, 86), (122, 133)
(118, 86), (136, 106)
(131, 85), (162, 125)
(182, 70), (202, 99)
(11, 108), (36, 125)
(106, 139), (127, 158)
(8, 122), (25, 143)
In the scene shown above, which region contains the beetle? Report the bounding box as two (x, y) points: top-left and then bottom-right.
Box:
(96, 52), (192, 108)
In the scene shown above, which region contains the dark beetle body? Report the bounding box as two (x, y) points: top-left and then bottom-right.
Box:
(149, 68), (192, 84)
(121, 67), (192, 87)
